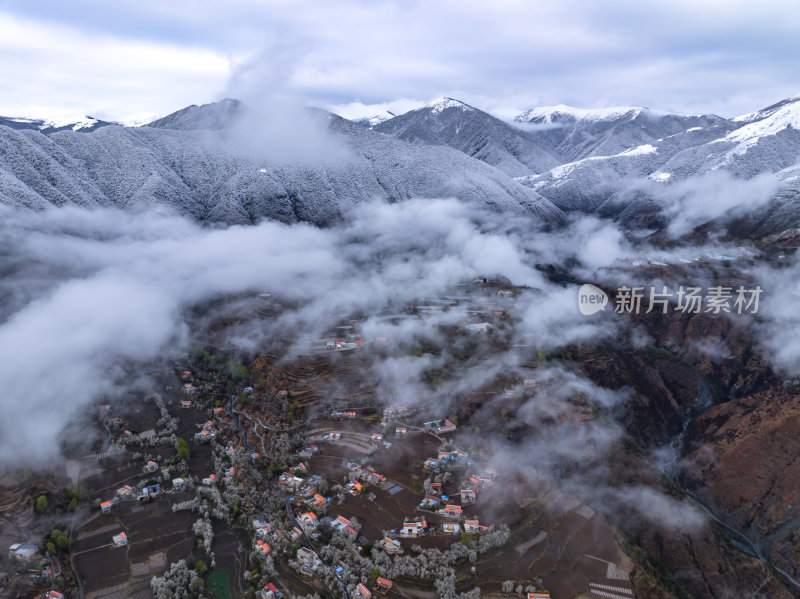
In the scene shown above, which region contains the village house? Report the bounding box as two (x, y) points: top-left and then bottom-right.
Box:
(371, 433), (383, 443)
(296, 444), (319, 458)
(442, 521), (460, 534)
(115, 485), (134, 498)
(309, 493), (327, 508)
(255, 539), (272, 554)
(144, 460), (158, 473)
(112, 532), (127, 547)
(180, 400), (193, 408)
(463, 520), (484, 533)
(331, 515), (350, 530)
(424, 457), (439, 472)
(253, 517), (271, 537)
(376, 577), (393, 594)
(299, 512), (318, 530)
(527, 593), (551, 599)
(100, 500), (113, 513)
(138, 484), (161, 501)
(419, 495), (439, 509)
(329, 431), (342, 440)
(279, 473), (304, 490)
(172, 478), (186, 491)
(289, 526), (303, 541)
(476, 472), (495, 487)
(202, 474), (216, 485)
(9, 543), (38, 560)
(378, 536), (403, 555)
(260, 582), (282, 599)
(354, 583), (372, 599)
(296, 546), (320, 574)
(46, 592), (65, 599)
(460, 489), (476, 504)
(401, 520), (427, 537)
(439, 504), (463, 518)
(395, 427), (407, 437)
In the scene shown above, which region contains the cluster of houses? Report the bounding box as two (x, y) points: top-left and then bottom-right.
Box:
(332, 410), (358, 420)
(412, 456), (497, 536)
(353, 578), (393, 599)
(194, 419), (218, 442)
(349, 467), (387, 494)
(423, 449), (470, 473)
(99, 476), (189, 514)
(381, 405), (411, 426)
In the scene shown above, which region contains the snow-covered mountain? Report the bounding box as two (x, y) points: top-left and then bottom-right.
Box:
(4, 93), (800, 238)
(509, 94), (800, 234)
(0, 101), (564, 226)
(145, 98), (244, 130)
(0, 115), (114, 135)
(515, 104), (730, 162)
(373, 97), (562, 176)
(352, 110), (396, 128)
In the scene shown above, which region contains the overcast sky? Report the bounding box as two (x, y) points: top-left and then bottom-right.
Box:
(1, 0), (799, 124)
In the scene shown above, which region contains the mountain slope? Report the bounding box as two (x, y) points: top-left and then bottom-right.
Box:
(515, 104), (731, 162)
(513, 96), (800, 234)
(374, 98), (562, 176)
(0, 102), (564, 226)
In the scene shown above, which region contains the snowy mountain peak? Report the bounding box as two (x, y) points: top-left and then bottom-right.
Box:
(353, 111), (397, 127)
(515, 104), (644, 123)
(426, 97), (475, 114)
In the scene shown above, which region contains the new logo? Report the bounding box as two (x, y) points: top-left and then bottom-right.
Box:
(578, 284), (608, 315)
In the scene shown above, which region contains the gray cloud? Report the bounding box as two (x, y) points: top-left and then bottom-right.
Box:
(1, 1), (800, 122)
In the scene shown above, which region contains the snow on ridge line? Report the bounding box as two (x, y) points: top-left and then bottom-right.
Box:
(427, 97), (474, 114)
(515, 104), (706, 124)
(516, 104), (643, 123)
(732, 93), (800, 123)
(726, 100), (800, 144)
(619, 143), (657, 156)
(38, 116), (99, 130)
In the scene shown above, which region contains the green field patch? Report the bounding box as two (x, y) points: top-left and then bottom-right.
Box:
(206, 569), (232, 599)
